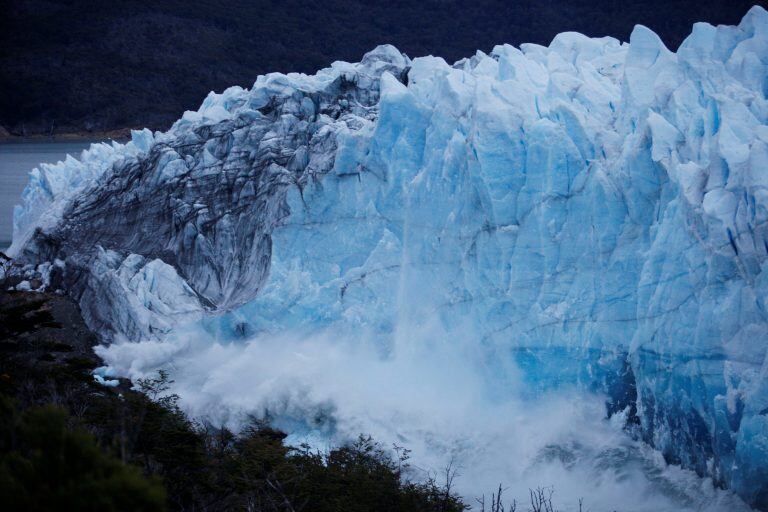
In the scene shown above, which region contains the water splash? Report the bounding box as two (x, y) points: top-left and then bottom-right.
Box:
(98, 321), (753, 512)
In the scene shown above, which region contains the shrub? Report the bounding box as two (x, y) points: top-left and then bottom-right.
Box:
(0, 395), (166, 512)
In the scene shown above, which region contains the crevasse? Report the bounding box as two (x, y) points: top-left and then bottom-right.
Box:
(9, 6), (768, 509)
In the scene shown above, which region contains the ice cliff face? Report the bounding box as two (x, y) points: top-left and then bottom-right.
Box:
(9, 7), (768, 508)
(11, 48), (408, 340)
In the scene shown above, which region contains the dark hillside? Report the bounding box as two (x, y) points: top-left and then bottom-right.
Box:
(0, 0), (763, 136)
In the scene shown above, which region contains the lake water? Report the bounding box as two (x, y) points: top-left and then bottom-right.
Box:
(0, 141), (103, 251)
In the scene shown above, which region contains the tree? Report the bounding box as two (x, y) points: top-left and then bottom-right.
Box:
(0, 396), (166, 512)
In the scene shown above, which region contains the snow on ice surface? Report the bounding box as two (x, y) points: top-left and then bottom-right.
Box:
(10, 7), (768, 510)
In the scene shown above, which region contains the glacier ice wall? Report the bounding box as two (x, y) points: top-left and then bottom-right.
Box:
(9, 6), (768, 508)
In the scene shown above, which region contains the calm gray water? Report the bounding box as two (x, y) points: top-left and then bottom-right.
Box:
(0, 141), (101, 250)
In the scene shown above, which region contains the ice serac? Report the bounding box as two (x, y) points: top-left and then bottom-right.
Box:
(9, 8), (768, 508)
(11, 45), (409, 340)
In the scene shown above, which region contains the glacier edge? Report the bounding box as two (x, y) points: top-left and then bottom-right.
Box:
(8, 7), (768, 509)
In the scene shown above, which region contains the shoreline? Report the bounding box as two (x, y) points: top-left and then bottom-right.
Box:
(0, 127), (136, 143)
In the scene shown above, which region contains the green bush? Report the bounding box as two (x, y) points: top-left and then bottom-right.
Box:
(0, 396), (166, 512)
(0, 364), (467, 511)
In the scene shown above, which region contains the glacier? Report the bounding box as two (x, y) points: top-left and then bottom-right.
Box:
(7, 6), (768, 510)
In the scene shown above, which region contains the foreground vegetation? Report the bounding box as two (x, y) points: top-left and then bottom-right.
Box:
(0, 383), (466, 511)
(0, 291), (466, 511)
